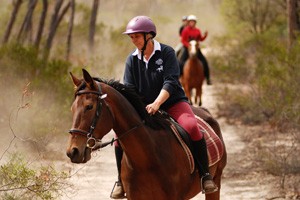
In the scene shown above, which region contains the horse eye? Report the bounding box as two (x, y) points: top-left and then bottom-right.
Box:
(86, 104), (93, 110)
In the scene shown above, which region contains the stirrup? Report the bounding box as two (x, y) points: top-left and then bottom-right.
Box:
(110, 181), (126, 199)
(200, 174), (218, 194)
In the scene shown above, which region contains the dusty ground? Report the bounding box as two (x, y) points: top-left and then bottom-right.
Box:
(60, 84), (299, 200)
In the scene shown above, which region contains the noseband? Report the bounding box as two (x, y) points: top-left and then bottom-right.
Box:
(69, 83), (110, 149)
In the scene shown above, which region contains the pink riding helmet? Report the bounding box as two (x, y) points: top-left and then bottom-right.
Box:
(123, 16), (157, 38)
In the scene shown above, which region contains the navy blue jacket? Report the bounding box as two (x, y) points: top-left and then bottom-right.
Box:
(123, 40), (188, 110)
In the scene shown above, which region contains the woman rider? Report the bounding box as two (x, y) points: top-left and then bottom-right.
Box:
(111, 15), (218, 199)
(180, 14), (212, 85)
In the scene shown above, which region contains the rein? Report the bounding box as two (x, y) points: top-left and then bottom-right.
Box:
(93, 121), (144, 150)
(68, 82), (144, 150)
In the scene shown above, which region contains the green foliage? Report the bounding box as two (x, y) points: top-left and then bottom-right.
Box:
(108, 24), (135, 74)
(261, 147), (300, 176)
(0, 43), (41, 78)
(0, 154), (70, 200)
(255, 39), (300, 130)
(216, 86), (266, 125)
(0, 155), (35, 188)
(209, 35), (254, 84)
(221, 0), (285, 35)
(215, 0), (300, 132)
(0, 43), (76, 156)
(216, 36), (300, 131)
(0, 43), (73, 105)
(109, 24), (133, 60)
(214, 1), (300, 184)
(253, 132), (300, 180)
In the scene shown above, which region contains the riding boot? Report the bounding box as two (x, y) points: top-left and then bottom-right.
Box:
(206, 79), (212, 85)
(197, 50), (212, 85)
(179, 61), (184, 76)
(110, 145), (126, 199)
(203, 61), (212, 85)
(192, 138), (218, 194)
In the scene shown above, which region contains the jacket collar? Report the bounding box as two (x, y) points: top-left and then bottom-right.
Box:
(132, 40), (161, 60)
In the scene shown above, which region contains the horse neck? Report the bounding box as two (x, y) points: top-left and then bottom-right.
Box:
(189, 53), (198, 60)
(110, 93), (142, 136)
(121, 126), (158, 166)
(109, 91), (161, 165)
(188, 51), (200, 64)
(189, 52), (198, 60)
(186, 54), (203, 74)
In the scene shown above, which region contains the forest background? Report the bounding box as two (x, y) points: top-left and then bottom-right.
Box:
(0, 0), (299, 199)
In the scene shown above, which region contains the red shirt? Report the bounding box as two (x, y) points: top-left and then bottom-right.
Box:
(181, 26), (207, 48)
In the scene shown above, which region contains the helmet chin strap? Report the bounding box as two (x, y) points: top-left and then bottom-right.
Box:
(138, 33), (153, 72)
(140, 33), (152, 61)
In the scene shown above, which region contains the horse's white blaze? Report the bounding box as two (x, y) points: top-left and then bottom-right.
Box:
(189, 40), (197, 56)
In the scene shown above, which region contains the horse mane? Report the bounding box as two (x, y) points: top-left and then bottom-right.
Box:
(93, 78), (171, 130)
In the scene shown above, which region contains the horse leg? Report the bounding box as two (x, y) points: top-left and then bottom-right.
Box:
(195, 87), (202, 106)
(194, 89), (198, 106)
(184, 85), (192, 105)
(199, 87), (202, 106)
(205, 189), (220, 200)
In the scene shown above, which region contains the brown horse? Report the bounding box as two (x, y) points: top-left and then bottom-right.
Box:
(66, 69), (226, 200)
(180, 40), (205, 106)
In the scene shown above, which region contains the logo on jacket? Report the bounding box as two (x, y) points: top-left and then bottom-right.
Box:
(155, 58), (163, 65)
(155, 58), (164, 72)
(156, 65), (163, 72)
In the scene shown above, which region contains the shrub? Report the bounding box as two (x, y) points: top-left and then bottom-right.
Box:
(0, 154), (71, 200)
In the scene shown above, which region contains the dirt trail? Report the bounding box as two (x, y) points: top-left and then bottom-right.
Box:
(61, 84), (273, 200)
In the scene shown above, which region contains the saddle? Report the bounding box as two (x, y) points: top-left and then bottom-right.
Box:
(158, 110), (224, 173)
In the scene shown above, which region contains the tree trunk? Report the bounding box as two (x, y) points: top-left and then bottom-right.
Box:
(2, 0), (23, 44)
(66, 0), (75, 60)
(44, 0), (63, 60)
(44, 0), (70, 60)
(89, 0), (99, 52)
(34, 0), (48, 50)
(287, 0), (300, 48)
(17, 0), (37, 44)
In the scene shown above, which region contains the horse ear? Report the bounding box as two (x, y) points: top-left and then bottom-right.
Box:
(82, 69), (96, 90)
(70, 72), (81, 87)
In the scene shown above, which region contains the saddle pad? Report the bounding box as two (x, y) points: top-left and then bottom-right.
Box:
(195, 115), (224, 167)
(170, 124), (195, 174)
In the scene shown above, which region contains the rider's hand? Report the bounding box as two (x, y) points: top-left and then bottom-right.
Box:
(146, 102), (160, 115)
(204, 31), (208, 37)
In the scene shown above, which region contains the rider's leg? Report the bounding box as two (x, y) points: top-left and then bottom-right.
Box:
(166, 102), (218, 194)
(115, 145), (123, 183)
(192, 138), (218, 194)
(197, 49), (212, 85)
(110, 143), (125, 199)
(179, 47), (189, 76)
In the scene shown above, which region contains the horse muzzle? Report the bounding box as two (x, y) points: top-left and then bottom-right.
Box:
(66, 146), (91, 163)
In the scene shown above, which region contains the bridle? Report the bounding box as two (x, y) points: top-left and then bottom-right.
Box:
(69, 82), (111, 149)
(68, 82), (144, 150)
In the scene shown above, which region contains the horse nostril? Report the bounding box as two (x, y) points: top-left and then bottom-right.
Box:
(67, 147), (79, 159)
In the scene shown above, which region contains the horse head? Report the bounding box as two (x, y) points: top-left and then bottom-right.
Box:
(66, 69), (114, 163)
